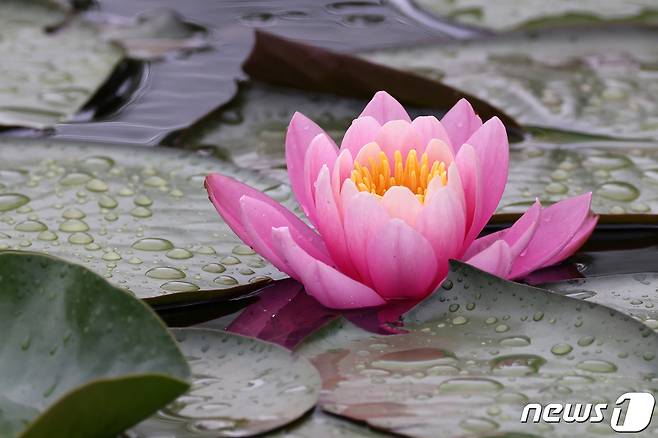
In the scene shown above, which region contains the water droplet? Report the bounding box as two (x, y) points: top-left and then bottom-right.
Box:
(220, 256), (241, 265)
(232, 244), (255, 255)
(551, 343), (573, 356)
(577, 336), (595, 347)
(491, 354), (545, 376)
(85, 178), (108, 192)
(59, 219), (89, 232)
(62, 208), (85, 219)
(37, 230), (58, 241)
(81, 156), (115, 172)
(160, 281), (200, 292)
(203, 263), (226, 273)
(146, 266), (186, 280)
(494, 324), (509, 333)
(68, 232), (94, 245)
(59, 172), (92, 186)
(452, 315), (468, 325)
(0, 193), (30, 212)
(595, 181), (640, 202)
(545, 182), (568, 194)
(166, 248), (193, 260)
(499, 336), (531, 347)
(133, 194), (153, 206)
(213, 275), (237, 285)
(132, 238), (174, 251)
(130, 206), (152, 218)
(15, 220), (47, 232)
(576, 359), (617, 373)
(459, 417), (499, 433)
(102, 251), (122, 262)
(98, 195), (118, 209)
(143, 176), (167, 187)
(438, 378), (503, 394)
(196, 246), (216, 255)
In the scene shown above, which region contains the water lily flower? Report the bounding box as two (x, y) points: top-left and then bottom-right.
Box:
(206, 92), (597, 309)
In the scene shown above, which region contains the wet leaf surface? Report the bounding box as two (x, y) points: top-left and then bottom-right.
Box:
(543, 273), (658, 332)
(0, 251), (190, 437)
(0, 0), (124, 129)
(0, 138), (292, 304)
(128, 328), (321, 437)
(414, 0), (658, 31)
(364, 27), (658, 141)
(300, 261), (658, 437)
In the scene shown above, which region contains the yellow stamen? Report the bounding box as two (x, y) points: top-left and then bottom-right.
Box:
(351, 148), (448, 203)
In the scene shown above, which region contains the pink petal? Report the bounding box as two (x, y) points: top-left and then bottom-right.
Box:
(465, 117), (509, 230)
(508, 193), (593, 279)
(343, 192), (390, 286)
(340, 116), (381, 156)
(375, 120), (423, 159)
(367, 218), (438, 300)
(465, 240), (513, 278)
(424, 139), (454, 167)
(272, 227), (385, 309)
(354, 141), (384, 167)
(454, 144), (483, 247)
(440, 98), (482, 152)
(303, 133), (338, 216)
(463, 200), (541, 260)
(416, 166), (466, 276)
(332, 149), (354, 201)
(411, 116), (453, 151)
(340, 178), (360, 212)
(286, 112), (330, 220)
(314, 166), (359, 278)
(381, 186), (422, 227)
(542, 214), (598, 268)
(239, 196), (332, 275)
(359, 91), (411, 124)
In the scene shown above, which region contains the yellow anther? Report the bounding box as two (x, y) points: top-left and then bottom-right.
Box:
(351, 148), (448, 203)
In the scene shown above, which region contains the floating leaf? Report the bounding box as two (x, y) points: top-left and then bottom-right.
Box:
(300, 261), (658, 437)
(0, 251), (190, 437)
(0, 138), (290, 304)
(129, 328), (321, 437)
(543, 273), (658, 332)
(364, 27), (658, 140)
(270, 409), (388, 437)
(0, 0), (124, 129)
(413, 0), (658, 31)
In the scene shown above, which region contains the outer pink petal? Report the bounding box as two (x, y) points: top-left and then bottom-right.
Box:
(343, 192), (390, 286)
(463, 200), (542, 260)
(465, 117), (509, 229)
(411, 116), (453, 152)
(454, 144), (483, 247)
(272, 227), (385, 309)
(465, 240), (513, 278)
(375, 120), (423, 159)
(508, 193), (593, 279)
(440, 98), (482, 151)
(314, 166), (359, 278)
(416, 166), (466, 275)
(424, 139), (454, 167)
(381, 186), (422, 227)
(303, 133), (338, 221)
(340, 178), (359, 213)
(367, 218), (438, 300)
(541, 214), (598, 268)
(238, 196), (332, 270)
(332, 148), (354, 200)
(286, 112), (330, 220)
(340, 116), (381, 156)
(359, 91), (411, 124)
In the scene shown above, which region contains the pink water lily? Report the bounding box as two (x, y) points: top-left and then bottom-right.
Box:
(205, 91), (597, 309)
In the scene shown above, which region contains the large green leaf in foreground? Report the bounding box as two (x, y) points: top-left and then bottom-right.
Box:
(0, 0), (124, 129)
(299, 262), (658, 437)
(0, 252), (190, 438)
(130, 328), (320, 437)
(544, 273), (658, 332)
(0, 138), (290, 304)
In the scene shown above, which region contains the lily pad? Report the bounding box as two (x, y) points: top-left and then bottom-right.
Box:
(300, 261), (658, 437)
(363, 26), (658, 140)
(129, 328), (321, 437)
(543, 273), (658, 332)
(413, 0), (658, 31)
(0, 138), (290, 304)
(0, 251), (190, 437)
(0, 0), (124, 129)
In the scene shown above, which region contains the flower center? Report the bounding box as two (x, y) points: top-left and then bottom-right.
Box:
(350, 149), (447, 203)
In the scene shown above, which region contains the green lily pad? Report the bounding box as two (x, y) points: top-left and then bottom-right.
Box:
(129, 328), (321, 437)
(0, 251), (190, 438)
(543, 273), (658, 332)
(413, 0), (658, 31)
(300, 261), (658, 437)
(363, 27), (658, 140)
(0, 138), (290, 304)
(0, 0), (124, 129)
(501, 140), (658, 215)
